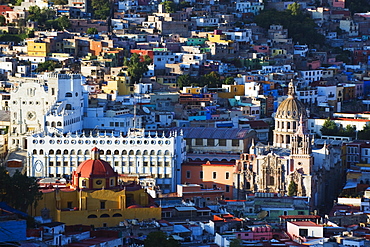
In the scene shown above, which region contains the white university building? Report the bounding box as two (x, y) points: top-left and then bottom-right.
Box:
(8, 72), (186, 193)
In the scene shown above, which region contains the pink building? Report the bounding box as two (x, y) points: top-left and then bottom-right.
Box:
(235, 225), (273, 241)
(332, 0), (345, 8)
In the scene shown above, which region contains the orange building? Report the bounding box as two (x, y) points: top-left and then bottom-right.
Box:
(181, 161), (235, 200)
(130, 49), (154, 61)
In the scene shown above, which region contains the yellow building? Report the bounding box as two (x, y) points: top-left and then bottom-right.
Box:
(218, 84), (245, 98)
(31, 148), (161, 227)
(27, 40), (50, 57)
(182, 86), (203, 94)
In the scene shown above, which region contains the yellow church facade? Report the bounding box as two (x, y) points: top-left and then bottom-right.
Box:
(30, 147), (161, 227)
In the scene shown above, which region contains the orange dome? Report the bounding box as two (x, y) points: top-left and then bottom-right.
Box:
(76, 159), (116, 178)
(127, 204), (143, 209)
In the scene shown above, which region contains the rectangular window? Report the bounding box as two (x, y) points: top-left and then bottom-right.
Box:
(158, 162), (163, 166)
(56, 161), (61, 166)
(219, 139), (226, 146)
(100, 201), (106, 209)
(129, 161), (134, 166)
(49, 161), (54, 166)
(213, 172), (217, 179)
(207, 139), (214, 146)
(226, 185), (230, 192)
(195, 138), (203, 145)
(67, 202), (72, 208)
(186, 171), (191, 179)
(110, 122), (114, 127)
(165, 174), (170, 178)
(143, 161), (148, 166)
(122, 161), (127, 166)
(200, 171), (203, 179)
(151, 161), (155, 166)
(165, 162), (170, 166)
(114, 161), (119, 166)
(232, 140), (239, 146)
(226, 172), (230, 180)
(63, 161), (68, 166)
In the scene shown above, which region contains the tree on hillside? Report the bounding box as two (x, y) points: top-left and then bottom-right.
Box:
(287, 2), (301, 16)
(124, 53), (152, 84)
(91, 0), (110, 19)
(177, 74), (192, 88)
(320, 118), (339, 136)
(230, 238), (243, 247)
(87, 27), (98, 34)
(254, 8), (325, 46)
(358, 124), (370, 140)
(0, 167), (42, 213)
(144, 231), (180, 247)
(0, 15), (5, 26)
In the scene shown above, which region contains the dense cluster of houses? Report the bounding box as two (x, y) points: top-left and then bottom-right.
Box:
(3, 0), (370, 246)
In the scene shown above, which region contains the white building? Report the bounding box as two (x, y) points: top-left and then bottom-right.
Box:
(300, 70), (323, 84)
(27, 129), (186, 193)
(8, 73), (85, 149)
(287, 221), (323, 239)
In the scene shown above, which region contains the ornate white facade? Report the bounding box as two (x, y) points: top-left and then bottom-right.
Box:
(27, 129), (186, 193)
(9, 73), (85, 149)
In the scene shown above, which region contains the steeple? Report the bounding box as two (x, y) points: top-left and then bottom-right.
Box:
(287, 79), (296, 98)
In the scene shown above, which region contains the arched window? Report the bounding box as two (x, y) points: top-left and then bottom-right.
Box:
(129, 150), (134, 155)
(88, 214), (97, 218)
(100, 214), (110, 218)
(112, 213), (122, 217)
(164, 150), (170, 155)
(45, 121), (49, 126)
(150, 150), (155, 155)
(114, 150), (119, 155)
(143, 150), (148, 155)
(70, 150), (75, 155)
(49, 150), (54, 155)
(122, 150), (127, 155)
(65, 104), (72, 110)
(63, 150), (68, 155)
(65, 92), (72, 97)
(85, 150), (90, 155)
(136, 150), (141, 155)
(33, 149), (37, 154)
(51, 122), (56, 127)
(39, 150), (44, 155)
(57, 121), (62, 126)
(77, 150), (82, 155)
(56, 150), (61, 155)
(157, 150), (162, 155)
(99, 150), (104, 155)
(106, 150), (112, 155)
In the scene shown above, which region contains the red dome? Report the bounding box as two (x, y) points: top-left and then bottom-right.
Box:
(127, 204), (143, 209)
(76, 159), (116, 178)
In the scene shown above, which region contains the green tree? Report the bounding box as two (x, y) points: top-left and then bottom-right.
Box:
(339, 124), (356, 137)
(87, 27), (98, 34)
(288, 180), (297, 197)
(224, 76), (235, 85)
(346, 0), (370, 14)
(52, 0), (68, 4)
(124, 53), (152, 84)
(0, 167), (42, 213)
(34, 60), (63, 72)
(0, 15), (5, 26)
(56, 15), (71, 30)
(161, 1), (176, 13)
(358, 124), (370, 140)
(287, 2), (301, 16)
(91, 0), (110, 19)
(254, 8), (325, 46)
(320, 118), (339, 136)
(177, 74), (191, 88)
(144, 231), (180, 247)
(230, 238), (243, 247)
(199, 71), (221, 87)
